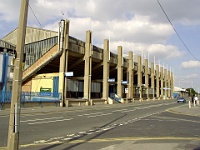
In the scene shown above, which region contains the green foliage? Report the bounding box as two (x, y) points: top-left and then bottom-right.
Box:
(186, 88), (197, 96)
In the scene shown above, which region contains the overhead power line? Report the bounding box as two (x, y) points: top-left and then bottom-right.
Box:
(157, 0), (200, 61)
(28, 4), (43, 28)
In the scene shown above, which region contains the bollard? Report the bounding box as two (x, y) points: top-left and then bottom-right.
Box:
(194, 100), (196, 107)
(189, 101), (191, 109)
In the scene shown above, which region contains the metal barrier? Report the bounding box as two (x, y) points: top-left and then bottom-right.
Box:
(0, 91), (61, 103)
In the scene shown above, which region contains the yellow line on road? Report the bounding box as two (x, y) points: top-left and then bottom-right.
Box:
(1, 136), (197, 149)
(69, 136), (200, 143)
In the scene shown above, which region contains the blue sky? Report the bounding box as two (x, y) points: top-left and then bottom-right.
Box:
(0, 0), (200, 91)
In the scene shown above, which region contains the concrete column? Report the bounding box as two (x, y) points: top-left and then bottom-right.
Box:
(171, 72), (174, 98)
(59, 20), (69, 107)
(164, 69), (167, 99)
(128, 51), (133, 101)
(102, 39), (109, 102)
(83, 31), (92, 105)
(137, 55), (142, 101)
(145, 59), (149, 100)
(7, 0), (29, 149)
(160, 67), (163, 99)
(117, 46), (123, 98)
(151, 62), (155, 100)
(168, 70), (171, 98)
(156, 65), (160, 99)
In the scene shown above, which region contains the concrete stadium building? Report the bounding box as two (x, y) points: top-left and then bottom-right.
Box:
(1, 20), (174, 107)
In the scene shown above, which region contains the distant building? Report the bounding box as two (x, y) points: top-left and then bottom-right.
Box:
(173, 86), (187, 98)
(0, 40), (15, 99)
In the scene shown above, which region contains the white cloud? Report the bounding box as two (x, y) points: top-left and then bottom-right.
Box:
(0, 0), (20, 22)
(185, 73), (199, 79)
(1, 0), (200, 89)
(148, 44), (184, 59)
(43, 14), (184, 62)
(181, 60), (200, 69)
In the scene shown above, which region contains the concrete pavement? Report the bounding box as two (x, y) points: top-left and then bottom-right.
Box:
(1, 100), (199, 117)
(0, 101), (200, 150)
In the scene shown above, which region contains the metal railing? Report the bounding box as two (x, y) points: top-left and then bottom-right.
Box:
(0, 91), (61, 103)
(109, 93), (123, 103)
(24, 36), (58, 69)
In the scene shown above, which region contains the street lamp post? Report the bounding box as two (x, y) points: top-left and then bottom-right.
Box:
(7, 0), (29, 150)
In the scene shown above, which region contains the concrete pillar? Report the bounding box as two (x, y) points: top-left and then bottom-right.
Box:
(59, 20), (69, 107)
(168, 70), (171, 98)
(128, 51), (133, 101)
(151, 62), (155, 100)
(156, 65), (160, 99)
(117, 46), (123, 98)
(145, 59), (149, 100)
(164, 69), (167, 99)
(137, 55), (143, 101)
(7, 0), (29, 149)
(160, 67), (163, 99)
(102, 39), (109, 102)
(171, 72), (174, 98)
(83, 31), (92, 104)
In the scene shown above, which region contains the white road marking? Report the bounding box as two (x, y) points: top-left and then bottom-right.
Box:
(121, 109), (136, 113)
(112, 109), (128, 112)
(20, 117), (63, 123)
(28, 118), (73, 125)
(78, 112), (103, 117)
(87, 113), (113, 118)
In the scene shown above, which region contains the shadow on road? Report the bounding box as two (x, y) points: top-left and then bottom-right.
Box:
(38, 114), (127, 150)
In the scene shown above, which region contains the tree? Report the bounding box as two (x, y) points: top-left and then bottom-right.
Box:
(186, 88), (197, 96)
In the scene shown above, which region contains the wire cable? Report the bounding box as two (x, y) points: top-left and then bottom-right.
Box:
(28, 4), (43, 28)
(157, 0), (200, 61)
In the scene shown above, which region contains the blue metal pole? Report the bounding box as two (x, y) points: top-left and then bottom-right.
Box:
(2, 53), (9, 103)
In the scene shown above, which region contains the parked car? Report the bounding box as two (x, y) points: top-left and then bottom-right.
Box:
(177, 97), (186, 103)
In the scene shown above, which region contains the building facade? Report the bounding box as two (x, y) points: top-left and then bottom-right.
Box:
(1, 20), (174, 106)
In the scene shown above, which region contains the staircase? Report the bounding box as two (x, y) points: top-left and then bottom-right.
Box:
(109, 93), (123, 103)
(22, 44), (61, 82)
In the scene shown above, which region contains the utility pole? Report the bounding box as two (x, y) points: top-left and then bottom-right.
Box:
(7, 0), (29, 149)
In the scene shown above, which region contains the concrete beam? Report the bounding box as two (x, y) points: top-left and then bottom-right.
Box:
(156, 64), (160, 99)
(160, 67), (163, 99)
(117, 46), (123, 98)
(68, 57), (84, 70)
(151, 62), (155, 100)
(102, 39), (109, 102)
(145, 59), (149, 100)
(83, 31), (92, 103)
(137, 55), (142, 101)
(128, 51), (133, 101)
(59, 20), (69, 107)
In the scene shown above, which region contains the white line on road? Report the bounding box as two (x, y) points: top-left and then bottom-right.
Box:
(28, 118), (73, 125)
(87, 113), (113, 118)
(20, 117), (63, 123)
(78, 112), (103, 117)
(112, 109), (128, 112)
(121, 109), (136, 113)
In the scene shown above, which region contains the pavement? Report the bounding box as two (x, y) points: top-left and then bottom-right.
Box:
(1, 100), (200, 117)
(167, 102), (200, 117)
(0, 101), (200, 150)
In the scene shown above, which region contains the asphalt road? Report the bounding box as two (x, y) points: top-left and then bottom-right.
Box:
(1, 99), (200, 150)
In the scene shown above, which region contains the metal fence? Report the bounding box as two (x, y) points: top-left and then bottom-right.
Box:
(0, 91), (61, 103)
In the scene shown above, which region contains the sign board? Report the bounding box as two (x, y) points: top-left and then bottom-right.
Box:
(125, 88), (128, 93)
(121, 81), (128, 84)
(108, 78), (115, 82)
(163, 87), (171, 90)
(0, 54), (3, 83)
(65, 72), (74, 77)
(40, 88), (52, 96)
